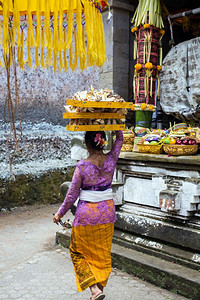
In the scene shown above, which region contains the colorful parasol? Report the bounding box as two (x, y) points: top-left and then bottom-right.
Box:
(0, 0), (109, 72)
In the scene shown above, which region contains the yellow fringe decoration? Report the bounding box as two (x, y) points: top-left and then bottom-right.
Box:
(66, 0), (73, 50)
(59, 0), (64, 52)
(3, 0), (9, 55)
(63, 29), (68, 71)
(35, 28), (39, 68)
(79, 25), (86, 70)
(0, 0), (106, 72)
(27, 0), (35, 47)
(71, 27), (78, 71)
(41, 28), (45, 68)
(36, 0), (41, 48)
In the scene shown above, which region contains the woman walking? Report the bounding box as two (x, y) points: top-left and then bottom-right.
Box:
(53, 130), (123, 300)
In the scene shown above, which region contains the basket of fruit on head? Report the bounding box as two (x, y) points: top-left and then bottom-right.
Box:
(137, 134), (164, 154)
(162, 136), (198, 156)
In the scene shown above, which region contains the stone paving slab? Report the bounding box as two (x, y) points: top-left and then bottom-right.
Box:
(0, 204), (188, 300)
(0, 247), (188, 300)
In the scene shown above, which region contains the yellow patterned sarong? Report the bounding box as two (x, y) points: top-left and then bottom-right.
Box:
(69, 223), (114, 291)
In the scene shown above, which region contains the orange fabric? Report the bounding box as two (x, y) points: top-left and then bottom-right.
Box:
(69, 223), (114, 292)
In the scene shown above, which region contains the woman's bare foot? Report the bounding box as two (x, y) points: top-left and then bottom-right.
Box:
(90, 284), (104, 300)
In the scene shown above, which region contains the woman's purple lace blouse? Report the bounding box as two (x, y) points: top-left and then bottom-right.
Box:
(58, 131), (123, 226)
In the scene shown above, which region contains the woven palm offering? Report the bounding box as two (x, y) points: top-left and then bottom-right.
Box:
(138, 143), (164, 154)
(64, 87), (134, 131)
(131, 0), (164, 128)
(163, 145), (198, 156)
(137, 132), (166, 154)
(121, 130), (135, 152)
(163, 136), (198, 156)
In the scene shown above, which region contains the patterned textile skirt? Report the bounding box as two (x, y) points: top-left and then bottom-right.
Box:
(69, 222), (114, 292)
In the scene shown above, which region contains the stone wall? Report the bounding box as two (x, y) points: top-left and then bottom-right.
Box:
(0, 64), (99, 126)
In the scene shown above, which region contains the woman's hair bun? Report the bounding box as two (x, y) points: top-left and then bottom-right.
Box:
(85, 131), (106, 151)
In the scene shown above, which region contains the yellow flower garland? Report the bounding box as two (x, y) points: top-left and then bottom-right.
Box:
(134, 63), (142, 71)
(145, 62), (153, 70)
(131, 26), (138, 33)
(143, 23), (150, 29)
(141, 103), (147, 110)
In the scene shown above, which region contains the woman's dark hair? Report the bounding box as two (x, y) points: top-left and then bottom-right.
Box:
(85, 131), (106, 151)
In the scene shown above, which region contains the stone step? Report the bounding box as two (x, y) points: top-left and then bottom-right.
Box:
(111, 243), (200, 300)
(113, 229), (200, 271)
(56, 229), (200, 300)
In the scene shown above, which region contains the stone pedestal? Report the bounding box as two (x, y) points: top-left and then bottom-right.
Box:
(114, 153), (200, 251)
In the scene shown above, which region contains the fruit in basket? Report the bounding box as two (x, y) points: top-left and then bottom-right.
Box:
(143, 141), (150, 144)
(182, 139), (188, 145)
(170, 138), (176, 144)
(162, 137), (171, 144)
(150, 141), (158, 145)
(176, 139), (182, 145)
(189, 139), (197, 145)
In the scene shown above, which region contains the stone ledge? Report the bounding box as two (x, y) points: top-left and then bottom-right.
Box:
(56, 230), (200, 300)
(119, 152), (200, 166)
(116, 209), (200, 251)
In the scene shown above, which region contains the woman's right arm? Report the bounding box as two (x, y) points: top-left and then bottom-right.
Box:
(53, 164), (82, 223)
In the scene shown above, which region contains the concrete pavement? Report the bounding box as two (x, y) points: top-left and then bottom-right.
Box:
(0, 204), (188, 300)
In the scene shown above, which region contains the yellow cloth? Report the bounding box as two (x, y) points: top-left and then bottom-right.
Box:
(0, 0), (106, 71)
(69, 223), (114, 292)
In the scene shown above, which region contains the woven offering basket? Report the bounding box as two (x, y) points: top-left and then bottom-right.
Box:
(123, 133), (135, 144)
(138, 144), (164, 154)
(163, 144), (198, 156)
(121, 144), (133, 152)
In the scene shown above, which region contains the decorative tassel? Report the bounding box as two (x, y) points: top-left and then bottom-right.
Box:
(80, 25), (86, 70)
(72, 28), (78, 71)
(63, 29), (67, 71)
(76, 0), (84, 60)
(46, 48), (52, 70)
(44, 0), (51, 49)
(59, 51), (63, 73)
(36, 0), (41, 47)
(59, 0), (64, 52)
(66, 0), (73, 49)
(27, 0), (35, 47)
(41, 28), (45, 68)
(69, 42), (73, 70)
(35, 29), (39, 68)
(53, 51), (58, 73)
(98, 10), (106, 66)
(19, 30), (26, 69)
(53, 0), (58, 58)
(3, 0), (9, 55)
(0, 0), (107, 72)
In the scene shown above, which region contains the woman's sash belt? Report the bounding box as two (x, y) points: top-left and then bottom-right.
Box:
(79, 188), (113, 202)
